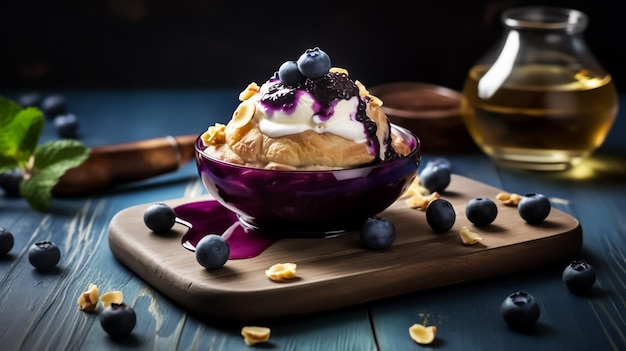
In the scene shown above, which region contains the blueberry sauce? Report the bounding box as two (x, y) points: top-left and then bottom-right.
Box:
(176, 200), (277, 259)
(258, 71), (402, 163)
(261, 72), (358, 109)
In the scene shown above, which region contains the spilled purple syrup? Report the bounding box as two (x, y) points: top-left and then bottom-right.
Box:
(175, 200), (277, 259)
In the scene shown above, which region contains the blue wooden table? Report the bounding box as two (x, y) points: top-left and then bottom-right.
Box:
(1, 90), (624, 351)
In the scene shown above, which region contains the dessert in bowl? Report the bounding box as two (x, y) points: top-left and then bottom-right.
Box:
(195, 125), (419, 234)
(194, 48), (421, 235)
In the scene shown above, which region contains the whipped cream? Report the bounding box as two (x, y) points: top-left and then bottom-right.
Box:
(256, 81), (367, 143)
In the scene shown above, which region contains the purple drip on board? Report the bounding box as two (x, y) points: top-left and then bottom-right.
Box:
(175, 200), (277, 259)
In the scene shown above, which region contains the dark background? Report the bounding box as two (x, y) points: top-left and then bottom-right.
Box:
(1, 0), (623, 92)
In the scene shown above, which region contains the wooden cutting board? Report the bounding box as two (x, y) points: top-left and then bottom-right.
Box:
(108, 174), (582, 322)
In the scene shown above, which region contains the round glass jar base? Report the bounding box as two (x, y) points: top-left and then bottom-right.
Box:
(482, 146), (588, 171)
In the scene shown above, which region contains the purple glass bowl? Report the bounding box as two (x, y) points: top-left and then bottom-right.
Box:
(194, 124), (421, 236)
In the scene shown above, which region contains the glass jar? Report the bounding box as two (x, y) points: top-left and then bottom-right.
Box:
(460, 6), (618, 171)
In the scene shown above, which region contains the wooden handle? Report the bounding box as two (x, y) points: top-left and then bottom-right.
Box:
(52, 135), (198, 197)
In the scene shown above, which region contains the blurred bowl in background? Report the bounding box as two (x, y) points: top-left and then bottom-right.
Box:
(370, 82), (475, 153)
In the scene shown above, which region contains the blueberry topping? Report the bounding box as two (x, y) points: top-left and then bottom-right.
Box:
(419, 164), (451, 194)
(262, 72), (359, 108)
(355, 99), (387, 162)
(518, 193), (551, 224)
(99, 303), (137, 338)
(41, 94), (68, 120)
(0, 169), (23, 197)
(278, 60), (305, 86)
(53, 113), (79, 139)
(562, 260), (596, 293)
(28, 240), (61, 271)
(425, 198), (456, 233)
(297, 47), (331, 79)
(0, 227), (14, 255)
(500, 291), (540, 330)
(261, 48), (402, 164)
(143, 203), (177, 233)
(303, 72), (359, 105)
(465, 197), (498, 227)
(262, 81), (298, 107)
(195, 234), (230, 270)
(360, 217), (396, 250)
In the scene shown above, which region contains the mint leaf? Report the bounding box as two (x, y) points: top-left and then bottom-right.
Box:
(14, 108), (45, 162)
(0, 96), (44, 167)
(1, 96), (91, 211)
(20, 171), (56, 212)
(32, 139), (90, 171)
(20, 139), (90, 211)
(0, 96), (23, 123)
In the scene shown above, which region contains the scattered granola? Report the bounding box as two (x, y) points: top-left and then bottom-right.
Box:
(459, 226), (483, 245)
(241, 326), (271, 346)
(409, 323), (437, 345)
(265, 263), (297, 281)
(101, 290), (124, 308)
(496, 192), (523, 206)
(77, 283), (99, 312)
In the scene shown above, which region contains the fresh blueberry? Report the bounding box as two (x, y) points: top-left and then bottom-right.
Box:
(17, 92), (42, 108)
(0, 227), (14, 255)
(419, 164), (451, 194)
(41, 94), (68, 120)
(500, 291), (540, 330)
(360, 217), (396, 250)
(195, 234), (230, 269)
(518, 193), (551, 224)
(28, 240), (61, 271)
(99, 303), (137, 338)
(425, 157), (452, 171)
(53, 113), (79, 139)
(297, 47), (331, 79)
(0, 169), (23, 197)
(143, 203), (177, 233)
(465, 197), (498, 227)
(562, 260), (596, 293)
(278, 60), (305, 86)
(425, 198), (456, 233)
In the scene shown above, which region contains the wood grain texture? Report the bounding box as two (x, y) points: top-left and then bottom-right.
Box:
(108, 174), (582, 322)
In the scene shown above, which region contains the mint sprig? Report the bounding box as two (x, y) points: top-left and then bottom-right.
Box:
(0, 95), (90, 211)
